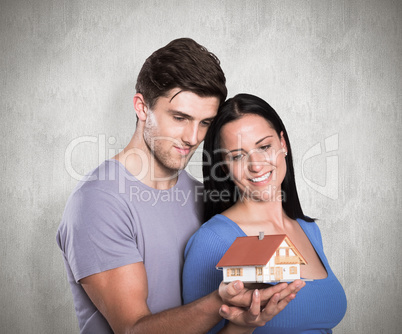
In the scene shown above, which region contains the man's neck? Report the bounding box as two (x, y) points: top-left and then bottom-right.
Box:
(113, 132), (180, 190)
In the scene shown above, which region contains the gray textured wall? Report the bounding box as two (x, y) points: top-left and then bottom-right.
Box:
(1, 0), (401, 333)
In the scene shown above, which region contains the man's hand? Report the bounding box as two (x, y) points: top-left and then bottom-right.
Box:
(218, 280), (305, 328)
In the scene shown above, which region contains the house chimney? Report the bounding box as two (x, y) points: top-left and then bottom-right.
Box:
(259, 232), (264, 240)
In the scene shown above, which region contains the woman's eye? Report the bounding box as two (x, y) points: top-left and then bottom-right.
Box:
(231, 154), (243, 161)
(259, 145), (271, 152)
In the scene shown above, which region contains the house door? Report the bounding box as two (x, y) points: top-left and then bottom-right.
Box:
(275, 267), (283, 281)
(256, 267), (263, 282)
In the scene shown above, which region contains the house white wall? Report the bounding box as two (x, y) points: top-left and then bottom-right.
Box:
(222, 266), (257, 283)
(265, 263), (301, 282)
(222, 239), (304, 283)
(222, 262), (301, 283)
(222, 263), (301, 283)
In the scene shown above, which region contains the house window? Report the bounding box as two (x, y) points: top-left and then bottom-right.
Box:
(256, 267), (263, 275)
(270, 267), (274, 274)
(290, 266), (297, 274)
(277, 248), (288, 256)
(227, 268), (243, 277)
(289, 249), (295, 256)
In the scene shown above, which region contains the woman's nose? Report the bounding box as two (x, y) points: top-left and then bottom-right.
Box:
(246, 151), (266, 173)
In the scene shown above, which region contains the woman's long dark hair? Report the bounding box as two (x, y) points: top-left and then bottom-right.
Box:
(202, 93), (314, 223)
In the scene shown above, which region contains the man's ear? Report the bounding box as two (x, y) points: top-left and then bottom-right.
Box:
(133, 93), (148, 121)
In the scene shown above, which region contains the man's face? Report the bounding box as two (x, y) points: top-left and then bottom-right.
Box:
(143, 89), (220, 175)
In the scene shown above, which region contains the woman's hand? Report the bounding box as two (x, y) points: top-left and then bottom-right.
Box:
(218, 280), (305, 329)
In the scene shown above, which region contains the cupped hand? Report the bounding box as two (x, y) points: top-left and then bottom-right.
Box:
(219, 289), (285, 328)
(219, 279), (305, 308)
(218, 279), (305, 328)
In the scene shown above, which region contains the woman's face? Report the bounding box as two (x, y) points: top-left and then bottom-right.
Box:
(220, 114), (288, 202)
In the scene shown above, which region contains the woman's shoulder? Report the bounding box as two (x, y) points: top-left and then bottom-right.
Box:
(186, 215), (242, 248)
(202, 214), (244, 236)
(185, 215), (241, 258)
(297, 216), (319, 229)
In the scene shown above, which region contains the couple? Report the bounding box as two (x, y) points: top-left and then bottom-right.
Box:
(57, 38), (346, 333)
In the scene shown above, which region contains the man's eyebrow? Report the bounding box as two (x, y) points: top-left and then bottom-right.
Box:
(255, 135), (273, 145)
(167, 110), (215, 123)
(167, 109), (193, 120)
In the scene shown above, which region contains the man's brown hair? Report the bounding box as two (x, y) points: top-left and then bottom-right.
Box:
(136, 38), (227, 109)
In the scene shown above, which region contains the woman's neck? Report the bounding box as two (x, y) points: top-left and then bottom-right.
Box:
(225, 197), (291, 235)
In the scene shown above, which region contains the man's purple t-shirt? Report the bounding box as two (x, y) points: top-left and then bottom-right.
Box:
(57, 159), (204, 333)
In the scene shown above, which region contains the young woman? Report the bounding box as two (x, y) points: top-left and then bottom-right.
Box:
(182, 94), (347, 333)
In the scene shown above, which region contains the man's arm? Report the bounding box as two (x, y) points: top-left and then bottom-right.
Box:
(80, 262), (223, 334)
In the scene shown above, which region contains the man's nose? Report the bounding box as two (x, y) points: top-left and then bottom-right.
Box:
(182, 122), (199, 146)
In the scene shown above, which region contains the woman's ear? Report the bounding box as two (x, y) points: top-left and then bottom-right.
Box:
(220, 163), (228, 174)
(280, 131), (288, 155)
(133, 93), (148, 121)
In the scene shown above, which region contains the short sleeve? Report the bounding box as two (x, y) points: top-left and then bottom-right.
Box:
(57, 188), (142, 283)
(313, 223), (324, 250)
(297, 219), (325, 249)
(307, 221), (325, 250)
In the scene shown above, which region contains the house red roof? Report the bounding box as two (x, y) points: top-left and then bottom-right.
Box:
(216, 234), (307, 267)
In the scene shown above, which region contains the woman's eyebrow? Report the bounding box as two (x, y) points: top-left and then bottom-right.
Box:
(255, 135), (273, 145)
(224, 135), (274, 155)
(227, 148), (243, 154)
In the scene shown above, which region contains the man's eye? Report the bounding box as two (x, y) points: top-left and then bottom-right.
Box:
(200, 120), (211, 127)
(173, 116), (185, 121)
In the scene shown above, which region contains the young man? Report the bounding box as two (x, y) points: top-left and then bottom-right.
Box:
(57, 38), (304, 334)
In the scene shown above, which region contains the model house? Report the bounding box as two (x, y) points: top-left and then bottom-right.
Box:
(216, 233), (307, 283)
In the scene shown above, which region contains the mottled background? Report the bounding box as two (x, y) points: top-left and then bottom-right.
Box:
(0, 0), (401, 333)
